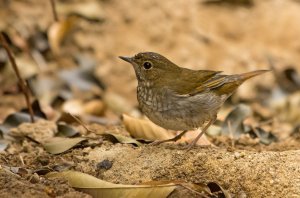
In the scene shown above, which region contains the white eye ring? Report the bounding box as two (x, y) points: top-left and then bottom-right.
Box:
(143, 61), (153, 70)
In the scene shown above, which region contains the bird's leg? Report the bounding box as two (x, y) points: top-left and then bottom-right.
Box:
(149, 130), (189, 146)
(184, 117), (216, 150)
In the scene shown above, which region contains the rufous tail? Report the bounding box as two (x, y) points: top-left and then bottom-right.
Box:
(239, 70), (270, 81)
(209, 69), (269, 96)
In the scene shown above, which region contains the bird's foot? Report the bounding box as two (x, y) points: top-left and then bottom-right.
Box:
(148, 140), (167, 146)
(149, 130), (188, 146)
(182, 139), (197, 150)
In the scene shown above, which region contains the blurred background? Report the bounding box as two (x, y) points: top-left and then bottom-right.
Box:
(0, 0), (299, 146)
(1, 2), (300, 196)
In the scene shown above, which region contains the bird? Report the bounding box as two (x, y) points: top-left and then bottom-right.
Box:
(119, 52), (269, 149)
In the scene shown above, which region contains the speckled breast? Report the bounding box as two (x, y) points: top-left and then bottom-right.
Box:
(136, 82), (220, 131)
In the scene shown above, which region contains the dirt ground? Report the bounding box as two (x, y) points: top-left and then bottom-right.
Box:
(0, 0), (300, 197)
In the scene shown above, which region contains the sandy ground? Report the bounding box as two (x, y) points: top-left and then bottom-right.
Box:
(1, 0), (300, 197)
(0, 120), (299, 197)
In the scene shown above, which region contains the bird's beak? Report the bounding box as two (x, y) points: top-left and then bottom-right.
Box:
(119, 56), (134, 63)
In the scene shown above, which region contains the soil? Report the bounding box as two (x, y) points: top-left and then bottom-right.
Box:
(1, 0), (300, 197)
(1, 121), (300, 197)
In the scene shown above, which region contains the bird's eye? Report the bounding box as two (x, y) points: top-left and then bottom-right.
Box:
(143, 61), (152, 70)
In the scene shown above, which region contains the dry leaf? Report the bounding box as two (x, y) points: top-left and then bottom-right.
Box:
(46, 171), (176, 198)
(0, 140), (9, 152)
(207, 182), (232, 198)
(15, 54), (39, 78)
(62, 99), (106, 116)
(57, 1), (105, 22)
(183, 130), (215, 146)
(62, 99), (85, 115)
(221, 104), (252, 138)
(43, 137), (86, 154)
(271, 92), (300, 125)
(46, 171), (230, 197)
(102, 133), (142, 146)
(122, 114), (173, 141)
(56, 123), (79, 137)
(48, 16), (76, 54)
(83, 100), (106, 116)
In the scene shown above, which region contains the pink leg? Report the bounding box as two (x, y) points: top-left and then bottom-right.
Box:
(184, 117), (216, 150)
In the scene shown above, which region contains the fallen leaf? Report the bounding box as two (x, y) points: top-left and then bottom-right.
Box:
(52, 163), (74, 172)
(59, 63), (104, 92)
(249, 127), (277, 145)
(27, 74), (64, 105)
(57, 1), (105, 22)
(141, 180), (211, 196)
(206, 124), (222, 136)
(43, 137), (87, 154)
(102, 133), (142, 146)
(56, 123), (79, 137)
(0, 47), (8, 69)
(46, 171), (227, 197)
(291, 125), (300, 139)
(0, 140), (9, 151)
(2, 165), (31, 177)
(207, 182), (232, 198)
(183, 130), (215, 146)
(83, 99), (106, 116)
(15, 54), (39, 79)
(283, 67), (300, 91)
(46, 171), (176, 198)
(270, 92), (300, 125)
(80, 115), (121, 126)
(62, 99), (85, 115)
(34, 167), (53, 176)
(0, 99), (47, 134)
(28, 31), (50, 55)
(0, 112), (37, 134)
(270, 60), (300, 93)
(221, 104), (252, 138)
(21, 100), (47, 119)
(48, 16), (77, 54)
(122, 114), (173, 141)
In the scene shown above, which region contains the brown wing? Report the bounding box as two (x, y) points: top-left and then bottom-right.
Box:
(188, 75), (229, 96)
(181, 70), (269, 96)
(166, 68), (222, 95)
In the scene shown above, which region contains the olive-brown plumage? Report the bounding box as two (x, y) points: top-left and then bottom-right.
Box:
(119, 52), (269, 149)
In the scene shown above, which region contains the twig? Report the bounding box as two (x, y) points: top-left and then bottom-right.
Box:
(50, 0), (58, 22)
(68, 113), (94, 133)
(0, 33), (35, 123)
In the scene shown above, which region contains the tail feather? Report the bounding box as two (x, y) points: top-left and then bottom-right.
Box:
(212, 69), (270, 96)
(238, 70), (270, 81)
